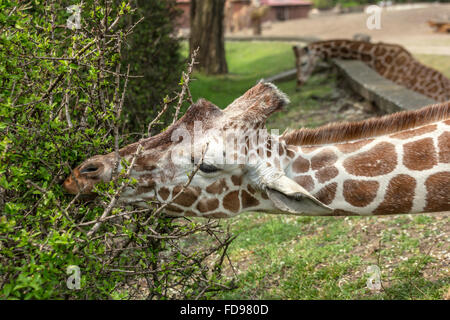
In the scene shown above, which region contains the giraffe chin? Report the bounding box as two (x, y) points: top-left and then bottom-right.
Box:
(62, 180), (98, 201)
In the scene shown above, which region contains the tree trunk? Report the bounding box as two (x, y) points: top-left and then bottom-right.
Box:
(190, 0), (228, 75)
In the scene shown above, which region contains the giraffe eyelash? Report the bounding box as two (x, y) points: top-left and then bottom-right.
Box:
(198, 163), (220, 174)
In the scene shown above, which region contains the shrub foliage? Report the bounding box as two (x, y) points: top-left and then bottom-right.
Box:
(0, 0), (233, 299)
(121, 0), (184, 131)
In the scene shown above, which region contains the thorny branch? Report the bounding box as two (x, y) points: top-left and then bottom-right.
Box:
(78, 44), (234, 298)
(4, 0), (235, 299)
(86, 47), (205, 234)
(173, 47), (199, 124)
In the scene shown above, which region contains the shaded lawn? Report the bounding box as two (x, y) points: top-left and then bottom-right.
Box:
(181, 42), (450, 300)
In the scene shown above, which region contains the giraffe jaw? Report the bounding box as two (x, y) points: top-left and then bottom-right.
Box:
(264, 175), (332, 215)
(266, 188), (332, 216)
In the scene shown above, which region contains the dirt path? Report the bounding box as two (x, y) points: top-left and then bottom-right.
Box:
(232, 4), (450, 55)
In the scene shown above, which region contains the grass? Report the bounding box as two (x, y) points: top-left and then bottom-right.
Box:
(183, 41), (296, 108)
(214, 213), (448, 299)
(181, 41), (450, 300)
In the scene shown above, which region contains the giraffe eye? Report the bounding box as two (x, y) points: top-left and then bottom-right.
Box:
(198, 163), (220, 174)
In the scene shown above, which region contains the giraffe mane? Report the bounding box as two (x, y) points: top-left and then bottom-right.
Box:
(281, 101), (450, 146)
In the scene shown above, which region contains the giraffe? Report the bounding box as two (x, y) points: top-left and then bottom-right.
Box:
(293, 39), (450, 103)
(63, 81), (450, 218)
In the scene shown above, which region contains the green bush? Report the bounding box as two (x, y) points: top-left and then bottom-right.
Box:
(122, 0), (184, 132)
(0, 0), (232, 299)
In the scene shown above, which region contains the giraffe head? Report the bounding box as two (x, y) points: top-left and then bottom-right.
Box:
(63, 81), (332, 218)
(293, 45), (319, 87)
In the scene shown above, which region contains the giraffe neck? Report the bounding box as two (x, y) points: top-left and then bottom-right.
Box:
(310, 40), (385, 68)
(282, 119), (450, 215)
(308, 40), (450, 102)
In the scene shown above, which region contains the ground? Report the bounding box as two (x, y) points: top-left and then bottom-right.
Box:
(180, 36), (449, 300)
(232, 3), (450, 56)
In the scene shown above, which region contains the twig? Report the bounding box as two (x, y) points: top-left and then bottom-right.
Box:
(172, 47), (199, 124)
(147, 95), (177, 136)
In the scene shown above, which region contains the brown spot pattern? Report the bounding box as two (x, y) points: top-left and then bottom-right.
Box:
(206, 179), (228, 194)
(278, 144), (285, 156)
(311, 149), (338, 170)
(197, 198), (219, 213)
(185, 211), (198, 217)
(314, 182), (337, 205)
(223, 191), (240, 213)
(336, 139), (374, 153)
(266, 138), (272, 158)
(343, 180), (379, 207)
(204, 212), (229, 218)
(403, 138), (437, 171)
(390, 124), (437, 140)
(333, 209), (357, 216)
(136, 185), (155, 195)
(438, 132), (450, 163)
(286, 148), (296, 158)
(138, 173), (156, 184)
(373, 174), (416, 215)
(293, 175), (314, 192)
(301, 146), (319, 154)
(158, 187), (170, 201)
(172, 186), (201, 207)
(424, 172), (450, 212)
(135, 155), (157, 171)
(315, 166), (339, 184)
(292, 155), (310, 173)
(166, 204), (183, 213)
(231, 175), (242, 186)
(344, 142), (397, 177)
(241, 190), (260, 209)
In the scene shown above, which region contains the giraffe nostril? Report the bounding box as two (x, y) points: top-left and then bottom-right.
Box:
(80, 165), (99, 174)
(78, 161), (104, 177)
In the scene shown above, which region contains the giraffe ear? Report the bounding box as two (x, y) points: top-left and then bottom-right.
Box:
(264, 175), (332, 215)
(224, 81), (290, 123)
